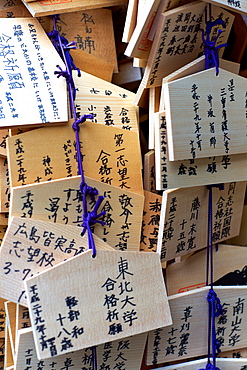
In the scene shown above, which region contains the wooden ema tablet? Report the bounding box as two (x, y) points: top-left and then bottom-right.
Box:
(10, 175), (144, 252)
(25, 249), (171, 359)
(0, 217), (113, 306)
(0, 213), (8, 226)
(149, 87), (161, 149)
(0, 18), (68, 128)
(4, 301), (16, 358)
(16, 305), (31, 331)
(164, 68), (247, 161)
(219, 346), (247, 358)
(15, 328), (147, 370)
(146, 286), (247, 365)
(73, 70), (136, 102)
(0, 129), (8, 157)
(40, 10), (118, 73)
(0, 3), (31, 16)
(144, 150), (157, 192)
(0, 157), (10, 213)
(158, 181), (245, 262)
(0, 225), (7, 246)
(7, 120), (143, 195)
(4, 320), (13, 369)
(156, 357), (247, 369)
(140, 2), (234, 88)
(122, 0), (138, 43)
(21, 0), (128, 17)
(165, 243), (247, 296)
(205, 0), (247, 16)
(140, 191), (162, 253)
(155, 111), (247, 190)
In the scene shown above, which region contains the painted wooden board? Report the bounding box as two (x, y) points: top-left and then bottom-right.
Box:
(164, 68), (247, 161)
(155, 111), (247, 190)
(0, 216), (112, 306)
(0, 129), (8, 157)
(4, 301), (16, 358)
(16, 305), (31, 331)
(10, 175), (144, 251)
(40, 10), (118, 73)
(144, 150), (157, 192)
(155, 357), (247, 369)
(15, 328), (147, 370)
(0, 18), (67, 128)
(146, 286), (247, 365)
(166, 243), (247, 296)
(0, 157), (10, 213)
(140, 191), (162, 253)
(21, 0), (128, 17)
(157, 181), (245, 262)
(140, 2), (234, 88)
(7, 120), (143, 195)
(25, 249), (171, 359)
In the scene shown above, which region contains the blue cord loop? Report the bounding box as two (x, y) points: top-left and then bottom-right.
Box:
(202, 17), (227, 75)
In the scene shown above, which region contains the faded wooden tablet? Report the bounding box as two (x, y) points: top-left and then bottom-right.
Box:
(146, 286), (247, 365)
(10, 175), (144, 251)
(15, 328), (147, 370)
(7, 120), (143, 195)
(25, 249), (171, 358)
(0, 217), (112, 306)
(0, 129), (8, 157)
(164, 68), (247, 161)
(16, 305), (31, 331)
(157, 181), (245, 262)
(0, 298), (6, 339)
(140, 2), (233, 88)
(155, 111), (247, 190)
(0, 157), (10, 212)
(0, 18), (68, 127)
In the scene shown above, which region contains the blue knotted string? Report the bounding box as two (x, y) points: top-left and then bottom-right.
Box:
(202, 6), (227, 76)
(198, 184), (225, 370)
(48, 15), (105, 262)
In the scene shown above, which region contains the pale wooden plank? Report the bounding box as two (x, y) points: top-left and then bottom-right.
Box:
(164, 68), (247, 161)
(0, 18), (68, 128)
(0, 217), (113, 306)
(146, 286), (247, 365)
(156, 358), (247, 369)
(4, 302), (16, 359)
(157, 181), (245, 262)
(7, 120), (143, 195)
(166, 244), (247, 296)
(21, 0), (128, 17)
(122, 0), (138, 43)
(140, 190), (162, 252)
(140, 2), (234, 88)
(10, 176), (144, 252)
(15, 328), (147, 370)
(155, 111), (247, 190)
(25, 249), (171, 358)
(144, 150), (157, 192)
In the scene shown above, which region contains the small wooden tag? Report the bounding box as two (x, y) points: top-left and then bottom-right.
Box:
(165, 68), (247, 161)
(10, 175), (144, 251)
(0, 216), (112, 306)
(25, 249), (171, 358)
(158, 181), (246, 262)
(0, 18), (68, 127)
(146, 286), (247, 365)
(15, 328), (147, 369)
